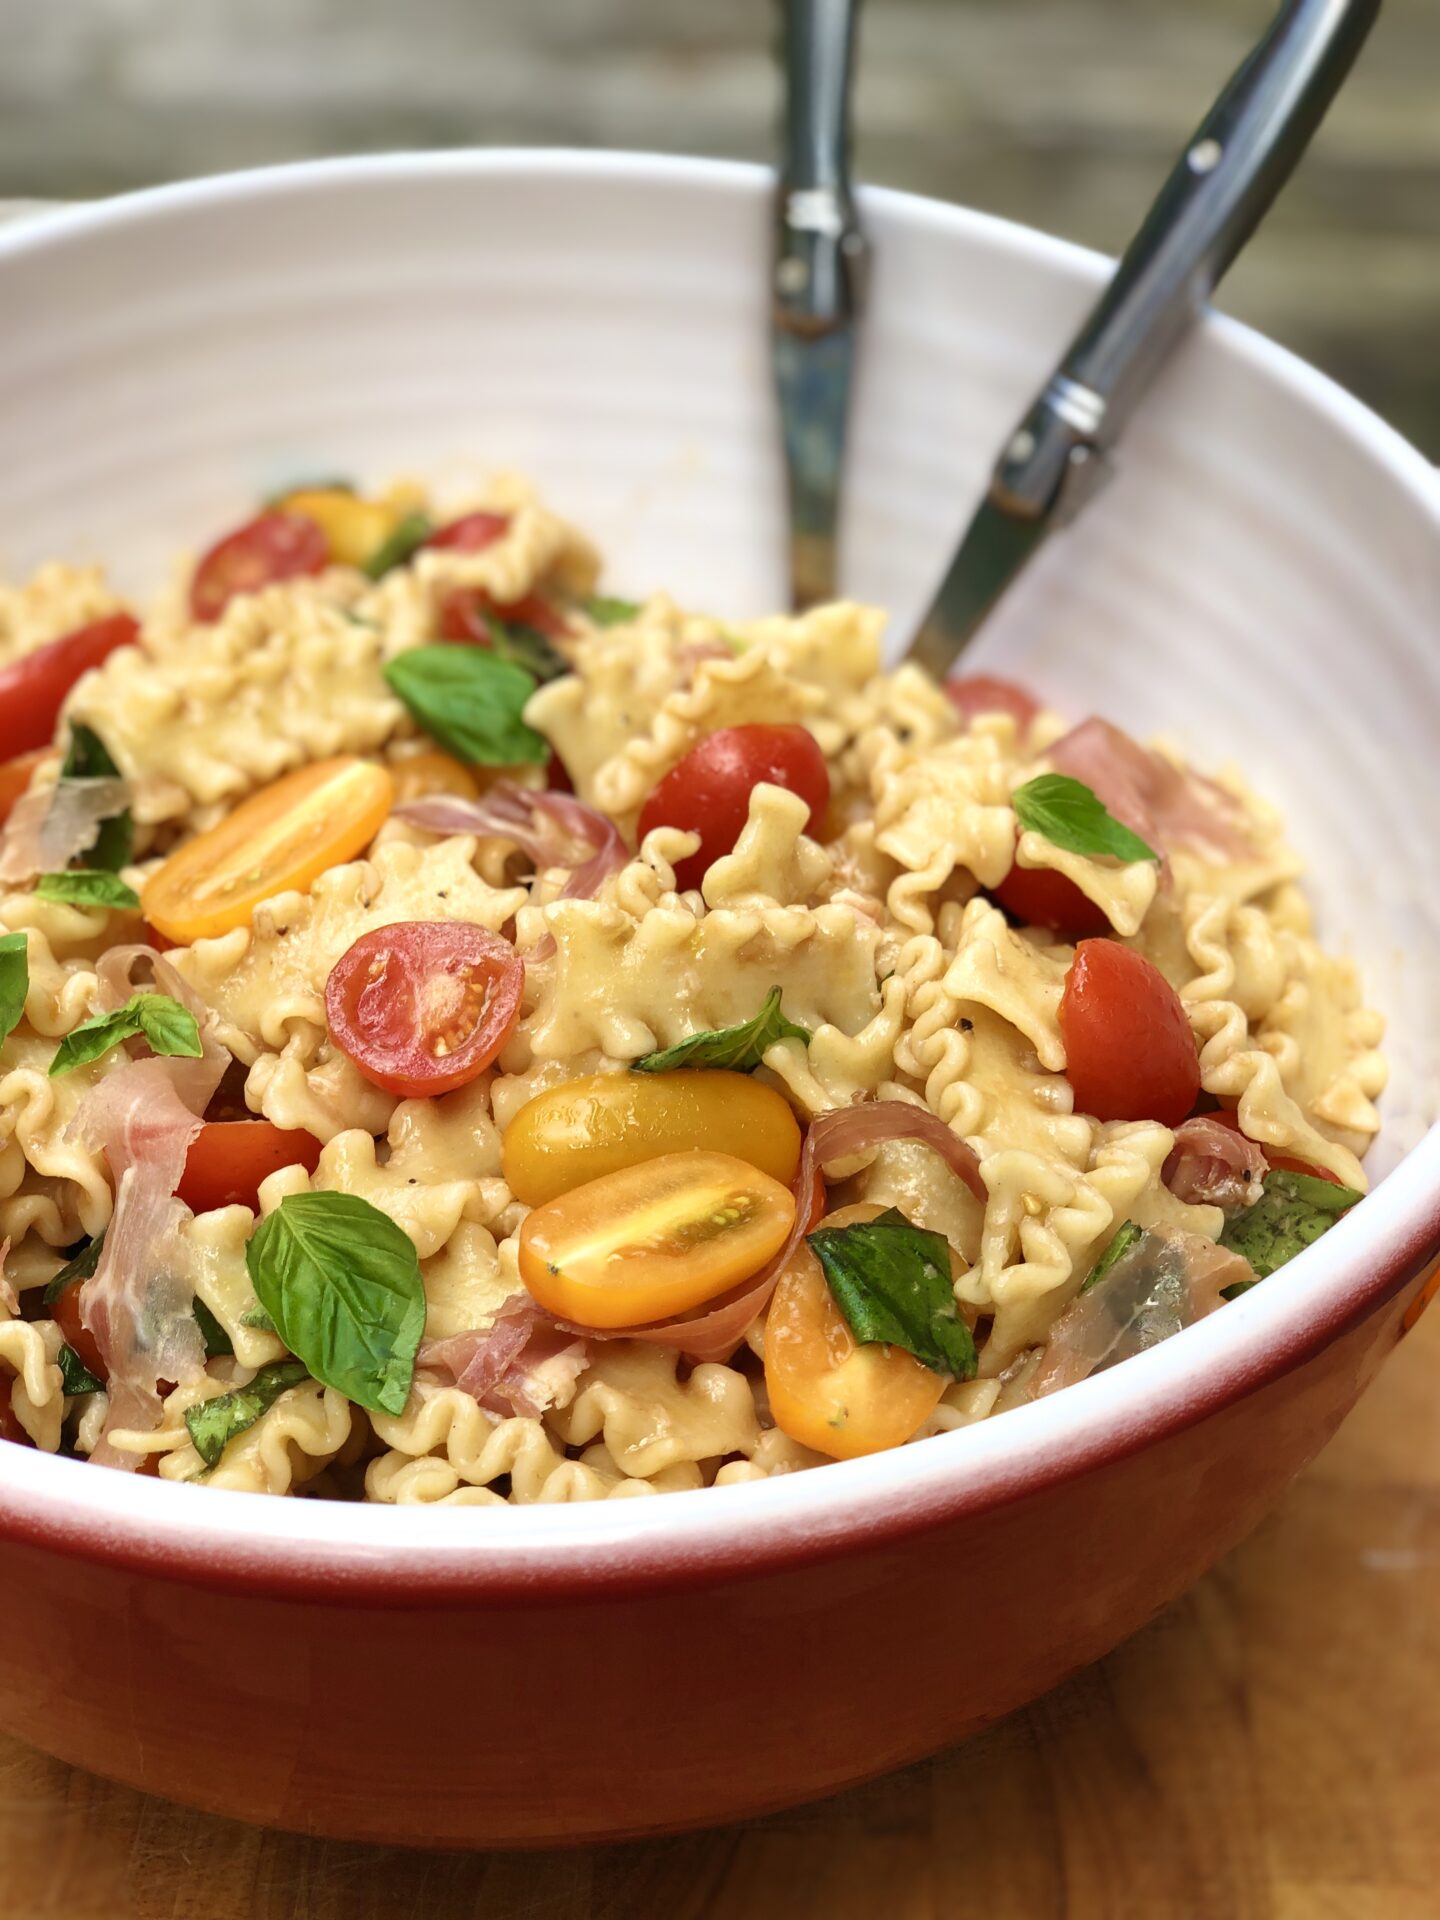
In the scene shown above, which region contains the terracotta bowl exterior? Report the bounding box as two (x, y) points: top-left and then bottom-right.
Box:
(0, 154), (1436, 1846)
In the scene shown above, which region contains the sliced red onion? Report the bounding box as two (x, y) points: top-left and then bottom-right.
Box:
(1032, 1227), (1253, 1397)
(1164, 1116), (1268, 1212)
(396, 783), (627, 901)
(0, 776), (131, 885)
(1050, 717), (1252, 862)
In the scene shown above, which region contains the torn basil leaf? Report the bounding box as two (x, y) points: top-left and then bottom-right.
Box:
(193, 1297), (234, 1360)
(58, 1344), (104, 1397)
(1219, 1168), (1362, 1280)
(49, 992), (202, 1077)
(0, 930), (28, 1044)
(1083, 1220), (1143, 1293)
(633, 986), (812, 1075)
(807, 1206), (976, 1380)
(585, 595), (642, 628)
(184, 1361), (311, 1469)
(43, 1233), (103, 1304)
(362, 511), (434, 580)
(382, 644), (549, 766)
(239, 1305), (276, 1333)
(34, 869), (140, 911)
(1011, 773), (1159, 866)
(245, 1191), (425, 1416)
(483, 612), (569, 684)
(58, 723), (134, 872)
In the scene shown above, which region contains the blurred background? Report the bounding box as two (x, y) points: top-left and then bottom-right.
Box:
(2, 0), (1435, 453)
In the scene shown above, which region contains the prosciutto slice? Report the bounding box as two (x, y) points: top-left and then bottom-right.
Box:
(1050, 718), (1252, 863)
(1164, 1116), (1267, 1212)
(418, 1299), (587, 1419)
(572, 1100), (985, 1364)
(0, 775), (131, 885)
(396, 785), (627, 903)
(1032, 1227), (1254, 1397)
(74, 947), (229, 1468)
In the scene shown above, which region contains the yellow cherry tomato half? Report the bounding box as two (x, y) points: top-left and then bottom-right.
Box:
(503, 1069), (802, 1208)
(388, 749), (482, 806)
(765, 1203), (952, 1461)
(275, 487), (404, 569)
(518, 1149), (796, 1329)
(142, 755), (394, 943)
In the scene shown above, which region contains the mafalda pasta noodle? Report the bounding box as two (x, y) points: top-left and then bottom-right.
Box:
(0, 478), (1385, 1498)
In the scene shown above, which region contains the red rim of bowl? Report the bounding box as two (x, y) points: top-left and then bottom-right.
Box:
(0, 151), (1436, 1607)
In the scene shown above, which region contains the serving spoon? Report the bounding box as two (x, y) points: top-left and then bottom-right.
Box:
(772, 0), (1382, 663)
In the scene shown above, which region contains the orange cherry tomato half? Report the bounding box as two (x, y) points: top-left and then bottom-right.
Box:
(0, 1375), (30, 1445)
(325, 921), (524, 1099)
(49, 1281), (107, 1385)
(502, 1069), (802, 1208)
(190, 511), (330, 622)
(765, 1203), (949, 1460)
(637, 724), (830, 893)
(518, 1150), (796, 1329)
(142, 756), (394, 944)
(387, 750), (482, 806)
(177, 1120), (324, 1214)
(0, 612), (140, 762)
(992, 854), (1109, 939)
(0, 749), (49, 828)
(1060, 939), (1200, 1128)
(945, 673), (1041, 730)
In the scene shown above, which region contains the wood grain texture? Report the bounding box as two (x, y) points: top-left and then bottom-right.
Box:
(0, 0), (1435, 452)
(3, 1299), (1436, 1920)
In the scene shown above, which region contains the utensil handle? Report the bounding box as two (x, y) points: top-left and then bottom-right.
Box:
(996, 0), (1380, 520)
(775, 0), (866, 332)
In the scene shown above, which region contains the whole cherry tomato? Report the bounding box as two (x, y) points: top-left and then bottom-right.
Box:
(177, 1120), (324, 1214)
(945, 674), (1041, 730)
(637, 724), (830, 892)
(0, 612), (139, 761)
(190, 511), (329, 622)
(1059, 939), (1200, 1127)
(325, 921), (524, 1099)
(992, 859), (1110, 939)
(49, 1282), (107, 1385)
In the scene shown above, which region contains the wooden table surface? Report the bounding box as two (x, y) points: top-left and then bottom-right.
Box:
(4, 1299), (1437, 1920)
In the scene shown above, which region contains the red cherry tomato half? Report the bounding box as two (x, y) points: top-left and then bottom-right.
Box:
(637, 724), (830, 893)
(190, 511), (330, 622)
(1059, 939), (1200, 1128)
(177, 1120), (324, 1214)
(992, 859), (1110, 939)
(0, 749), (49, 828)
(946, 674), (1041, 730)
(1205, 1108), (1343, 1184)
(439, 586), (572, 645)
(0, 612), (140, 762)
(426, 511), (511, 553)
(49, 1281), (107, 1385)
(0, 1375), (30, 1445)
(325, 921), (525, 1099)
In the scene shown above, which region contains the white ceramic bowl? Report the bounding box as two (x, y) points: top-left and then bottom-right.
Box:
(0, 153), (1436, 1845)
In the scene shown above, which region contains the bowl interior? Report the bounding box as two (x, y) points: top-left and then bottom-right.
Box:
(0, 152), (1435, 1565)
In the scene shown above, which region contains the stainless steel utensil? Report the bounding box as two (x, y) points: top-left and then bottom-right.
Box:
(908, 0), (1381, 678)
(773, 0), (867, 611)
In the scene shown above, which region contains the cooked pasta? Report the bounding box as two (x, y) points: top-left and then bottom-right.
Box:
(0, 476), (1385, 1497)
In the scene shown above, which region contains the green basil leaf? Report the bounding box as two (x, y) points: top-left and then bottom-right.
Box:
(483, 613), (569, 684)
(49, 992), (202, 1077)
(585, 595), (642, 628)
(1219, 1168), (1362, 1280)
(1083, 1219), (1143, 1293)
(34, 868), (140, 911)
(184, 1360), (311, 1469)
(193, 1297), (234, 1359)
(245, 1191), (425, 1416)
(362, 511), (435, 580)
(382, 644), (548, 766)
(1220, 1279), (1258, 1301)
(1011, 773), (1160, 866)
(0, 930), (29, 1044)
(58, 723), (134, 871)
(43, 1233), (104, 1304)
(807, 1206), (976, 1380)
(58, 1343), (104, 1397)
(633, 986), (812, 1074)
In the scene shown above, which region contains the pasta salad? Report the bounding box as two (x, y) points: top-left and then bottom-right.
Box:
(0, 477), (1385, 1502)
